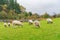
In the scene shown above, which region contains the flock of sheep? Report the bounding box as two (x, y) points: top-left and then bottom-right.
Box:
(3, 18), (53, 28)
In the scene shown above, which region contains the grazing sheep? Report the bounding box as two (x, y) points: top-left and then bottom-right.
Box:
(8, 22), (11, 27)
(4, 23), (7, 27)
(47, 18), (53, 24)
(12, 20), (23, 27)
(28, 20), (33, 25)
(34, 20), (40, 28)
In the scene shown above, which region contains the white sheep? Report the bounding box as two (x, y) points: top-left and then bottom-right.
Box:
(46, 18), (53, 24)
(8, 22), (11, 27)
(12, 20), (23, 27)
(34, 20), (40, 28)
(28, 20), (33, 25)
(4, 23), (7, 27)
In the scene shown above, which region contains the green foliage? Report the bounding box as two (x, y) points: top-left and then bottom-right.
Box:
(0, 0), (8, 5)
(0, 6), (3, 11)
(8, 0), (15, 10)
(43, 12), (50, 18)
(29, 12), (32, 16)
(56, 14), (60, 18)
(0, 0), (21, 14)
(14, 3), (21, 14)
(0, 0), (4, 5)
(0, 0), (60, 20)
(0, 11), (7, 19)
(52, 13), (60, 18)
(0, 0), (23, 19)
(24, 12), (28, 18)
(53, 13), (57, 18)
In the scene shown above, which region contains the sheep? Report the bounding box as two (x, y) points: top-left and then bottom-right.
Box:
(8, 22), (11, 27)
(4, 23), (7, 27)
(12, 20), (23, 27)
(46, 18), (53, 24)
(34, 20), (40, 28)
(28, 20), (33, 25)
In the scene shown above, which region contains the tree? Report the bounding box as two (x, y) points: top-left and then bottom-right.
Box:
(0, 0), (8, 5)
(56, 14), (60, 18)
(0, 6), (3, 12)
(28, 13), (40, 20)
(29, 12), (32, 16)
(0, 0), (4, 5)
(20, 5), (26, 13)
(24, 12), (28, 18)
(0, 11), (7, 19)
(52, 13), (57, 18)
(14, 3), (21, 14)
(43, 12), (50, 18)
(7, 0), (15, 10)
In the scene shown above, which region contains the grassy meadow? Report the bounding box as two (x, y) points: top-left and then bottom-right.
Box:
(0, 18), (60, 40)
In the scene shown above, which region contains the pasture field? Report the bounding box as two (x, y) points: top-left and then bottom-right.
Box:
(0, 18), (60, 40)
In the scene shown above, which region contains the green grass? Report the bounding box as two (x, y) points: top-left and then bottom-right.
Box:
(0, 18), (60, 40)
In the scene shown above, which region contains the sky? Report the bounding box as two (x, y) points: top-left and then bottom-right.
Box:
(17, 0), (60, 15)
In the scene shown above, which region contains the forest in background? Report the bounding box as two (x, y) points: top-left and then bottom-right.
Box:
(0, 0), (60, 20)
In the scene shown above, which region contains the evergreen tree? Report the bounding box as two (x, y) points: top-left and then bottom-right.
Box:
(29, 12), (32, 16)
